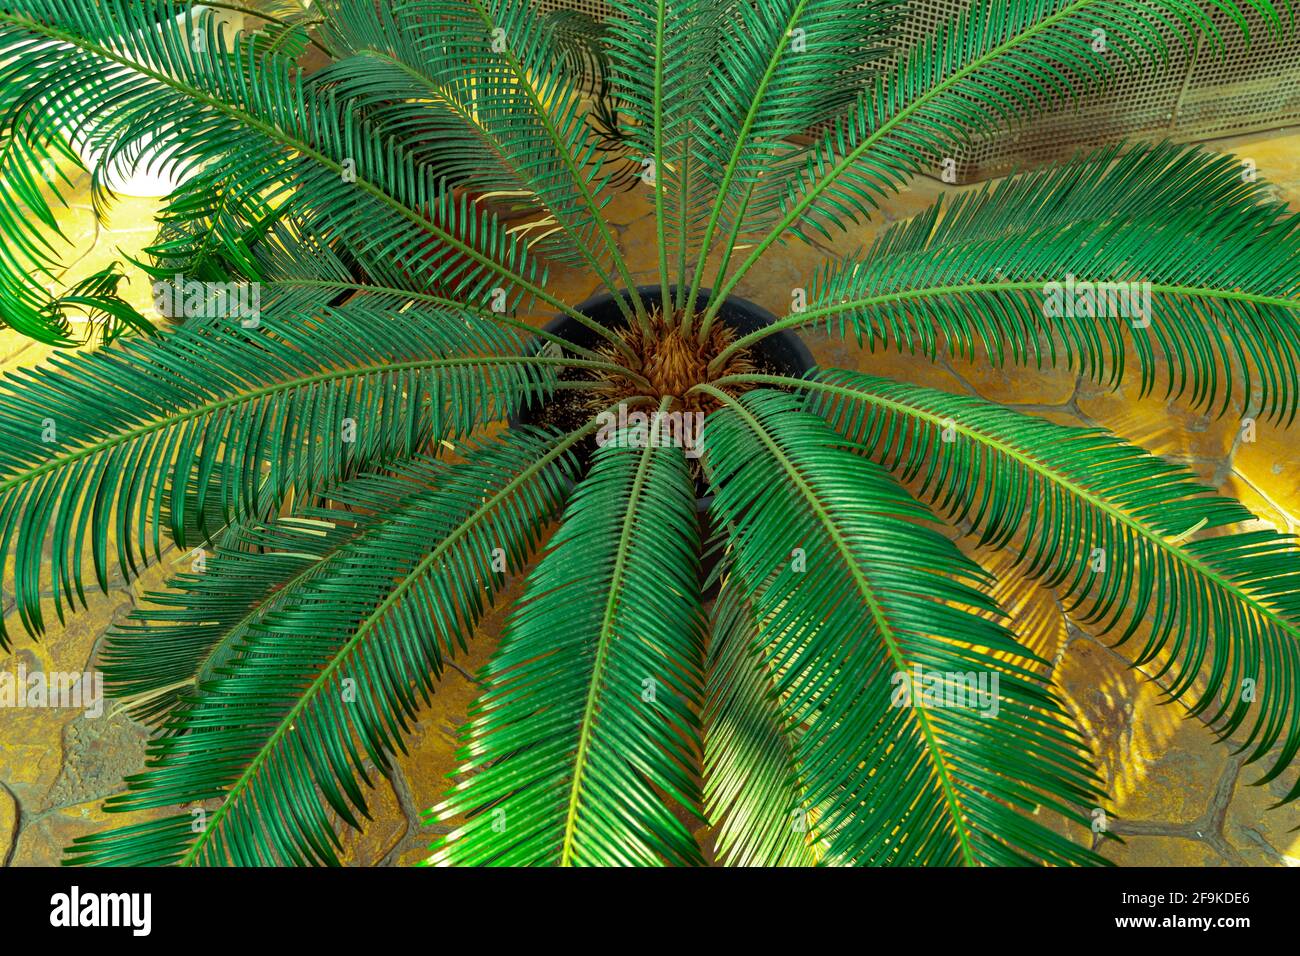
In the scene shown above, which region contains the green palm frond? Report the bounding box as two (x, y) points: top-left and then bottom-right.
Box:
(98, 450), (473, 722)
(431, 412), (707, 866)
(254, 280), (616, 360)
(242, 0), (328, 60)
(704, 580), (821, 866)
(309, 3), (604, 266)
(142, 168), (278, 285)
(683, 0), (898, 325)
(0, 1), (622, 338)
(313, 0), (646, 321)
(790, 367), (1300, 795)
(705, 0), (1290, 318)
(543, 8), (642, 190)
(604, 0), (728, 308)
(718, 143), (1300, 419)
(0, 97), (148, 341)
(699, 388), (1105, 865)
(0, 303), (565, 644)
(65, 427), (581, 866)
(443, 0), (641, 303)
(138, 163), (350, 296)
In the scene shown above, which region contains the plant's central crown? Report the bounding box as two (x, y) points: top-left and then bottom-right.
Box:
(592, 308), (754, 414)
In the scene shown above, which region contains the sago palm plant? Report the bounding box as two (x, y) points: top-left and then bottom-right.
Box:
(0, 0), (1298, 866)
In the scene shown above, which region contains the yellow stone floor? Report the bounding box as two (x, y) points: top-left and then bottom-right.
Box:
(2, 128), (1299, 866)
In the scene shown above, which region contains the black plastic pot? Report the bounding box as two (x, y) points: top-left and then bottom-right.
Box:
(513, 285), (814, 594)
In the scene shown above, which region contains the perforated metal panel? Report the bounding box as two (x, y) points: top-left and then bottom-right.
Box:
(540, 0), (1300, 181)
(536, 0), (609, 21)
